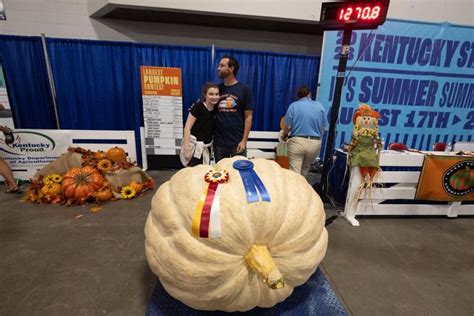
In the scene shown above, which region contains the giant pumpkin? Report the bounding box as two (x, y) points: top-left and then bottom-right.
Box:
(144, 157), (328, 312)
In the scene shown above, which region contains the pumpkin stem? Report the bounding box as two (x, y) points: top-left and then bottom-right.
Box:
(245, 245), (285, 289)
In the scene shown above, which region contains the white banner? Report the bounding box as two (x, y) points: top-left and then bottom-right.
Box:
(0, 129), (137, 180)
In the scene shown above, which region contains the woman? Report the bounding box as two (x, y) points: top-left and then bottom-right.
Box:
(180, 82), (219, 167)
(0, 158), (20, 193)
(0, 125), (21, 193)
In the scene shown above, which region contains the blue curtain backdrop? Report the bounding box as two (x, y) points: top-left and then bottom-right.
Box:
(0, 35), (56, 128)
(0, 35), (323, 164)
(214, 49), (320, 131)
(46, 38), (212, 164)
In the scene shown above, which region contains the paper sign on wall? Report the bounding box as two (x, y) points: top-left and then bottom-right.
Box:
(140, 66), (183, 155)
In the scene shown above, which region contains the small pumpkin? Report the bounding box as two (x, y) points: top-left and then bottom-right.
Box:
(26, 190), (39, 202)
(62, 166), (104, 199)
(95, 187), (113, 202)
(94, 150), (107, 160)
(145, 157), (328, 312)
(106, 147), (127, 163)
(40, 183), (62, 196)
(129, 180), (144, 193)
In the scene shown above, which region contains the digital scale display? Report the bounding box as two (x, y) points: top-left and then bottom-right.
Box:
(320, 1), (389, 29)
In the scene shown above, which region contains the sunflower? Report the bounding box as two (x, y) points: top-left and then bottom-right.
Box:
(97, 159), (112, 172)
(43, 174), (55, 185)
(121, 186), (136, 199)
(51, 174), (63, 183)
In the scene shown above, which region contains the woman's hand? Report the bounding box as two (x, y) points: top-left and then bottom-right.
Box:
(184, 146), (193, 160)
(236, 140), (247, 153)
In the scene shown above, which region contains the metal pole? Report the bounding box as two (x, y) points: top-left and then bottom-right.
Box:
(40, 33), (60, 129)
(316, 27), (352, 197)
(211, 44), (215, 78)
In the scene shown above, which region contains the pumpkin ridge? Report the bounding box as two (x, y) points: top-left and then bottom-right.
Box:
(217, 193), (255, 254)
(225, 264), (257, 304)
(255, 161), (290, 243)
(172, 230), (241, 262)
(145, 221), (162, 271)
(276, 229), (328, 287)
(268, 174), (313, 248)
(150, 184), (180, 237)
(272, 169), (304, 240)
(223, 272), (261, 311)
(154, 238), (237, 293)
(273, 198), (325, 252)
(165, 264), (259, 311)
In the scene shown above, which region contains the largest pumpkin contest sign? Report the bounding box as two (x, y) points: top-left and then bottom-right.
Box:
(140, 66), (183, 155)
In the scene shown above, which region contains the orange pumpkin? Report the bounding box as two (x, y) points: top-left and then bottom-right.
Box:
(62, 166), (104, 199)
(106, 147), (127, 163)
(129, 180), (144, 193)
(94, 150), (107, 160)
(95, 187), (113, 202)
(40, 183), (62, 196)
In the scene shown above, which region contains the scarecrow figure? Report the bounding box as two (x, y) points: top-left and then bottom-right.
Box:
(348, 104), (382, 190)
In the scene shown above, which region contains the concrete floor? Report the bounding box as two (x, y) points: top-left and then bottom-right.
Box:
(1, 170), (473, 315)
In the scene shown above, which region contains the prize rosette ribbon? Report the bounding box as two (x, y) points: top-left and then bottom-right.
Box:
(192, 169), (229, 238)
(233, 160), (271, 203)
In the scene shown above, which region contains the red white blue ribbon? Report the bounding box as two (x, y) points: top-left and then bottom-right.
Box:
(192, 170), (229, 238)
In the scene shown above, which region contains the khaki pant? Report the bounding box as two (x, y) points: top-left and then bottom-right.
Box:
(288, 137), (322, 177)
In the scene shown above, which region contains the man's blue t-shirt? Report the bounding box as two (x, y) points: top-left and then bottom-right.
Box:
(214, 82), (253, 147)
(285, 97), (328, 137)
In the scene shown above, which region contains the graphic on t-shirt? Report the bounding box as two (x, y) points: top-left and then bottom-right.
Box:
(218, 94), (238, 112)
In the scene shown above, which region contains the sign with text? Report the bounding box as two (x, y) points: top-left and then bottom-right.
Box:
(416, 155), (473, 201)
(0, 129), (137, 180)
(319, 19), (474, 150)
(140, 66), (183, 155)
(1, 130), (69, 180)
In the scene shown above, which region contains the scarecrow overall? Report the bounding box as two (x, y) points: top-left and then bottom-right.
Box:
(348, 104), (382, 200)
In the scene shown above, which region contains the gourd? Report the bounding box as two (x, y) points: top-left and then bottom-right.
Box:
(40, 183), (62, 196)
(95, 187), (113, 202)
(129, 180), (144, 193)
(62, 166), (104, 199)
(144, 157), (328, 312)
(94, 150), (107, 160)
(106, 147), (127, 163)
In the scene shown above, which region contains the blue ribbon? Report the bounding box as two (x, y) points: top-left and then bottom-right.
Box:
(233, 160), (271, 203)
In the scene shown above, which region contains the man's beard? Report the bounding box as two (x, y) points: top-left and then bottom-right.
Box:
(218, 71), (228, 79)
